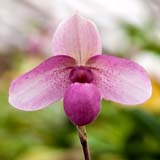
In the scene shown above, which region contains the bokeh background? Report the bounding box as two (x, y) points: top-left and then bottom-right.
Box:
(1, 0), (160, 160)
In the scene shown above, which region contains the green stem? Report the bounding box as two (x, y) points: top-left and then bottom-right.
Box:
(77, 126), (90, 160)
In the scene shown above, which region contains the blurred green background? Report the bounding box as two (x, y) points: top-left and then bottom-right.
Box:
(1, 0), (160, 160)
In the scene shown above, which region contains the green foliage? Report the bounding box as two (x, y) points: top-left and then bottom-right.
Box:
(122, 22), (160, 54)
(1, 82), (160, 160)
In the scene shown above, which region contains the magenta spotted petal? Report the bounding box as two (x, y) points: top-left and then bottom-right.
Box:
(9, 55), (76, 111)
(64, 83), (101, 126)
(87, 55), (152, 105)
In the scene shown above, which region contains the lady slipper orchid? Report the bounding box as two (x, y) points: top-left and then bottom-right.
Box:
(9, 14), (152, 126)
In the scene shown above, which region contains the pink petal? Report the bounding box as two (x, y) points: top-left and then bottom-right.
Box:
(64, 83), (101, 126)
(87, 55), (152, 105)
(9, 55), (76, 111)
(52, 14), (101, 64)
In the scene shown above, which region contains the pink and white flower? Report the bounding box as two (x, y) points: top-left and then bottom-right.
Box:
(9, 14), (152, 126)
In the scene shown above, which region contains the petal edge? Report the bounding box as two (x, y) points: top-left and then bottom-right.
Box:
(9, 55), (76, 111)
(52, 14), (102, 64)
(87, 55), (152, 105)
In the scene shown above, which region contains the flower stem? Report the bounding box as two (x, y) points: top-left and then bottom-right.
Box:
(77, 126), (90, 160)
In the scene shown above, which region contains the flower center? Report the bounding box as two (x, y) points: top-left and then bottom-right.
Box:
(69, 66), (94, 83)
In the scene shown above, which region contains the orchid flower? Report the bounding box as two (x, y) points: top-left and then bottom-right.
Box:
(9, 14), (152, 160)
